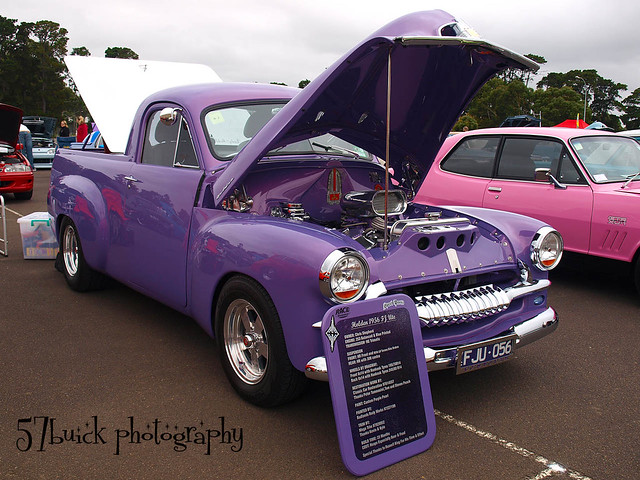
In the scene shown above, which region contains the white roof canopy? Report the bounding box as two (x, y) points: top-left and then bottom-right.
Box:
(65, 56), (222, 153)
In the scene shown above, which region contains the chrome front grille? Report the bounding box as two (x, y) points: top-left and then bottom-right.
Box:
(415, 284), (510, 328)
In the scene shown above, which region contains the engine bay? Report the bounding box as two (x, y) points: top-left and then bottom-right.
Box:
(216, 160), (480, 251)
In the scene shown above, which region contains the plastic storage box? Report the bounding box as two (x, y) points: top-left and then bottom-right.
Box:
(17, 212), (59, 259)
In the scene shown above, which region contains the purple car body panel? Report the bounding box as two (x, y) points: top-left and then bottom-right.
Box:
(48, 12), (558, 381)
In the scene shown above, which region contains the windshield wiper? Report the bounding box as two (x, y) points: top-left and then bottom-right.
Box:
(311, 142), (361, 159)
(622, 172), (640, 189)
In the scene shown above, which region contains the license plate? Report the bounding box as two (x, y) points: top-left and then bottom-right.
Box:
(456, 334), (517, 374)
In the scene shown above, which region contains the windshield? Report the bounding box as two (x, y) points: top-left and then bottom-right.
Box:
(571, 136), (640, 184)
(203, 103), (372, 161)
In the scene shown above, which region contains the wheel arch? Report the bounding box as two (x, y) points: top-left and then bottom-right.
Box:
(189, 215), (355, 371)
(632, 246), (640, 295)
(49, 174), (110, 271)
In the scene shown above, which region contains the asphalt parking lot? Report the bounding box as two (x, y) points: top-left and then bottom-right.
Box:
(1, 169), (639, 479)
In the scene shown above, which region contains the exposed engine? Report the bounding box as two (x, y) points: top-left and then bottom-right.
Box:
(267, 188), (429, 249)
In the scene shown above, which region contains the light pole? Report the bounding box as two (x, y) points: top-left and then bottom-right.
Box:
(576, 76), (587, 122)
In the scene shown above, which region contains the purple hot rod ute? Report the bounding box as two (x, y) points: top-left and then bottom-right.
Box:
(48, 11), (562, 407)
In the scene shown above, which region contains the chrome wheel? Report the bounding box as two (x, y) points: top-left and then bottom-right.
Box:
(63, 224), (79, 277)
(223, 298), (269, 385)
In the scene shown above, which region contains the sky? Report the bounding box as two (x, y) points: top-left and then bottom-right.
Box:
(4, 0), (640, 96)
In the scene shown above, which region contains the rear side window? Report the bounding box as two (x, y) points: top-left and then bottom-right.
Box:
(441, 136), (499, 177)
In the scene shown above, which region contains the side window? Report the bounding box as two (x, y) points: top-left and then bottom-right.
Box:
(441, 136), (499, 177)
(175, 119), (198, 167)
(558, 151), (586, 184)
(141, 109), (198, 168)
(497, 138), (560, 181)
(530, 140), (563, 170)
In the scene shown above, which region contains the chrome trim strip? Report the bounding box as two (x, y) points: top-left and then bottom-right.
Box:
(365, 281), (388, 300)
(304, 307), (557, 381)
(390, 216), (470, 236)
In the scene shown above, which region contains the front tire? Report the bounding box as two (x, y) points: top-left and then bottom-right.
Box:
(634, 256), (640, 297)
(14, 190), (33, 200)
(59, 217), (106, 291)
(215, 276), (306, 407)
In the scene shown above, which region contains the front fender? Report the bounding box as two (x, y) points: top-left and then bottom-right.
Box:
(440, 205), (550, 272)
(49, 174), (109, 271)
(188, 209), (366, 371)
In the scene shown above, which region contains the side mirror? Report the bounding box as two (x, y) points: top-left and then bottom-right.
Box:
(534, 167), (567, 190)
(159, 107), (181, 126)
(534, 168), (551, 182)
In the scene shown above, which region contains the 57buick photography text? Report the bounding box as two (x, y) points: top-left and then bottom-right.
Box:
(15, 415), (243, 456)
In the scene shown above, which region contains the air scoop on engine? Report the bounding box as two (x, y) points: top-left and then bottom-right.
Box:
(342, 189), (407, 218)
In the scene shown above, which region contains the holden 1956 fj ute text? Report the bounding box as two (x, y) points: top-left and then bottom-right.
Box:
(49, 10), (562, 407)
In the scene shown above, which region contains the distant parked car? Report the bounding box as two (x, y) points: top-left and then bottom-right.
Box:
(416, 127), (640, 293)
(0, 104), (34, 200)
(22, 116), (57, 169)
(69, 130), (104, 150)
(619, 129), (640, 141)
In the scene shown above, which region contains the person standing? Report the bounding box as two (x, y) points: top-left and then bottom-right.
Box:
(59, 120), (70, 137)
(76, 115), (88, 142)
(19, 124), (34, 169)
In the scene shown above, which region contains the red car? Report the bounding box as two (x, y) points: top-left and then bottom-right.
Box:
(0, 103), (34, 200)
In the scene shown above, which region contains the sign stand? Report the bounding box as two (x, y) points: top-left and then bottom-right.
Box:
(322, 294), (436, 476)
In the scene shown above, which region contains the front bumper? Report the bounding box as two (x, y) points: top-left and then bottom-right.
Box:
(32, 148), (56, 168)
(304, 306), (558, 381)
(0, 172), (34, 193)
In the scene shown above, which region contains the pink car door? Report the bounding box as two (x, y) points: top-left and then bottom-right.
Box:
(419, 135), (499, 207)
(482, 136), (593, 254)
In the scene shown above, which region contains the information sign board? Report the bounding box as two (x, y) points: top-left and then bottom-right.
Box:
(322, 294), (436, 476)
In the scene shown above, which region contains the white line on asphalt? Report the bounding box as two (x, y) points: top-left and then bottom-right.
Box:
(434, 409), (592, 480)
(4, 206), (24, 217)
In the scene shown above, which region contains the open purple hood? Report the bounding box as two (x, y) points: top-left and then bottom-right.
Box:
(213, 10), (538, 206)
(0, 103), (24, 149)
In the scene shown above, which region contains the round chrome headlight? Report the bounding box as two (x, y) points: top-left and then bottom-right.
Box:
(531, 227), (563, 271)
(319, 249), (369, 303)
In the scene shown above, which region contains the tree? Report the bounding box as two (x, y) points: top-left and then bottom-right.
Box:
(522, 54), (546, 88)
(537, 69), (626, 126)
(0, 16), (86, 122)
(105, 46), (139, 59)
(453, 114), (478, 131)
(270, 81), (287, 86)
(498, 53), (546, 87)
(71, 46), (90, 56)
(466, 78), (533, 128)
(532, 86), (584, 126)
(622, 88), (640, 130)
(29, 20), (69, 113)
(0, 16), (22, 102)
(298, 79), (310, 89)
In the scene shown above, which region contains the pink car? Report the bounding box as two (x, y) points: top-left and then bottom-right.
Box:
(416, 127), (640, 293)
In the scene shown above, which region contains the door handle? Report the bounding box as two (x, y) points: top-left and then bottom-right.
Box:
(125, 175), (140, 188)
(488, 187), (502, 192)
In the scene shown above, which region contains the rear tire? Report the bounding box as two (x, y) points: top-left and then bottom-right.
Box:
(215, 276), (306, 407)
(59, 217), (106, 291)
